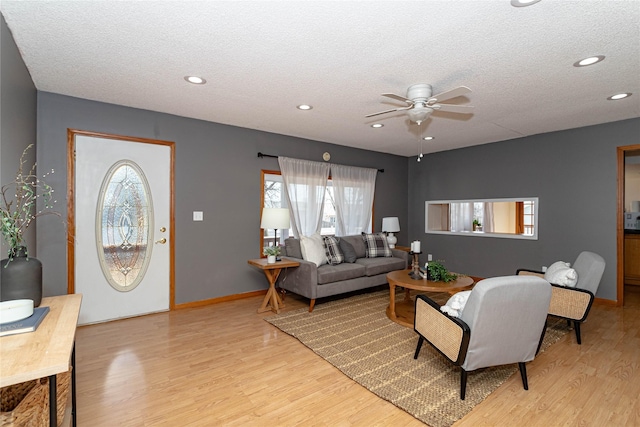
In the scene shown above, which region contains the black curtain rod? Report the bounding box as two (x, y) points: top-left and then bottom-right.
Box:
(257, 152), (384, 173)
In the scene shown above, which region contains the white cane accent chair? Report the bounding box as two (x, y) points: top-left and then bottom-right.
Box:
(517, 251), (605, 344)
(413, 275), (551, 400)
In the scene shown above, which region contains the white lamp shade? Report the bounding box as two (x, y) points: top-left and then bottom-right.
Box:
(382, 217), (400, 233)
(261, 208), (290, 229)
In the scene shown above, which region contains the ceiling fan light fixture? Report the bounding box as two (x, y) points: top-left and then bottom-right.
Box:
(408, 106), (432, 124)
(574, 55), (605, 67)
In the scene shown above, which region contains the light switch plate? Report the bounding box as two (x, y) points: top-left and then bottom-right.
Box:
(193, 211), (203, 221)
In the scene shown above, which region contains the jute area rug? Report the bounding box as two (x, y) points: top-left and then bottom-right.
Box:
(265, 289), (569, 427)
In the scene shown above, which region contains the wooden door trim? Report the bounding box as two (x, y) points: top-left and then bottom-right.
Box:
(66, 129), (176, 310)
(617, 143), (640, 307)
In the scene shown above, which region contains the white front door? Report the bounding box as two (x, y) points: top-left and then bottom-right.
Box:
(72, 132), (173, 325)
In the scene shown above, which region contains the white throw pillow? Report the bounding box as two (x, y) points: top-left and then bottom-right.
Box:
(440, 290), (472, 318)
(300, 233), (327, 267)
(544, 261), (578, 287)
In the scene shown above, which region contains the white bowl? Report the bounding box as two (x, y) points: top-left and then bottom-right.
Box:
(0, 299), (34, 324)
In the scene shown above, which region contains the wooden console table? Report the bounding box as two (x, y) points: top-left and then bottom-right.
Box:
(0, 294), (82, 427)
(248, 258), (299, 314)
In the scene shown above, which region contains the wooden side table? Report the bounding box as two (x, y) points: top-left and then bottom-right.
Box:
(1, 293), (82, 427)
(248, 258), (300, 314)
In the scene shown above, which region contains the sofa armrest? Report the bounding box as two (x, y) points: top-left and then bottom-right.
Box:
(391, 249), (409, 269)
(414, 295), (470, 365)
(276, 257), (319, 299)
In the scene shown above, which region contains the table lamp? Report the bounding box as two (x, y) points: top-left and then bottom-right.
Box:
(382, 217), (400, 248)
(260, 208), (290, 261)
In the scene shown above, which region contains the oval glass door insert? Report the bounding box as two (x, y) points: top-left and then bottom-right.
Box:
(96, 160), (154, 291)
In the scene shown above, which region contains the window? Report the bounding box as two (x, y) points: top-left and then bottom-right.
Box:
(515, 200), (535, 235)
(261, 170), (371, 250)
(97, 161), (153, 291)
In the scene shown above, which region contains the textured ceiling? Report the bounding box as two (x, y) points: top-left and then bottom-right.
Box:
(1, 1), (639, 157)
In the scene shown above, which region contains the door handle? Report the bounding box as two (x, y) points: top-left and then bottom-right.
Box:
(155, 238), (167, 244)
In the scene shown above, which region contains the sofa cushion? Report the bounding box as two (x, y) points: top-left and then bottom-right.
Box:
(340, 235), (367, 259)
(317, 263), (366, 285)
(361, 232), (392, 258)
(300, 233), (327, 267)
(323, 236), (344, 265)
(356, 256), (406, 276)
(284, 237), (303, 259)
(338, 238), (358, 263)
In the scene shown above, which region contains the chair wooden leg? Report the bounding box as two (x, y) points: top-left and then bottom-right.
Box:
(414, 336), (424, 359)
(519, 362), (529, 390)
(460, 369), (468, 400)
(574, 321), (582, 344)
(309, 299), (316, 312)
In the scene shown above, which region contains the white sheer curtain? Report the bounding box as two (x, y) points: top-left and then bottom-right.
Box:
(331, 164), (377, 236)
(278, 157), (330, 238)
(450, 202), (473, 232)
(483, 203), (495, 232)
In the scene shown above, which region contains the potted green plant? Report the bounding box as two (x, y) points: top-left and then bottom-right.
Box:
(425, 260), (458, 282)
(263, 245), (281, 263)
(1, 144), (60, 306)
(473, 219), (482, 231)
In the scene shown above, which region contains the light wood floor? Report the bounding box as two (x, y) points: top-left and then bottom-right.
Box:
(75, 286), (640, 426)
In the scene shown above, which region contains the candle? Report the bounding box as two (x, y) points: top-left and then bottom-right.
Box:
(414, 241), (421, 253)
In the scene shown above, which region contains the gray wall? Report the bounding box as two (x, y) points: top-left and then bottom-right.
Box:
(408, 118), (640, 301)
(35, 92), (409, 302)
(0, 15), (37, 259)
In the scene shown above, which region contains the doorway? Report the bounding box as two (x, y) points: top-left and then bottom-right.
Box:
(67, 129), (175, 324)
(617, 144), (640, 306)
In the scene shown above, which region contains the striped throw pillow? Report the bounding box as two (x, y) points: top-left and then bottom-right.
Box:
(323, 236), (344, 265)
(361, 233), (392, 258)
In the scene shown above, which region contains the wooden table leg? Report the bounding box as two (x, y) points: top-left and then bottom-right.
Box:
(258, 268), (286, 314)
(404, 288), (412, 303)
(389, 282), (397, 320)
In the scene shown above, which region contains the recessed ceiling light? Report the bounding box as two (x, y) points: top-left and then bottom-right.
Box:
(423, 136), (434, 140)
(510, 0), (542, 7)
(184, 76), (206, 84)
(607, 93), (632, 100)
(573, 55), (605, 67)
(297, 104), (313, 110)
(371, 123), (384, 128)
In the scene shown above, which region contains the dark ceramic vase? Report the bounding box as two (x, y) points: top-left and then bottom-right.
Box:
(0, 246), (43, 307)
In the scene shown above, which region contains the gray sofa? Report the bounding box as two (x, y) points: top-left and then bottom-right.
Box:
(276, 234), (409, 311)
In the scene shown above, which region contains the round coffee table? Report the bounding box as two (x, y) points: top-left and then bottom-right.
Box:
(386, 270), (474, 328)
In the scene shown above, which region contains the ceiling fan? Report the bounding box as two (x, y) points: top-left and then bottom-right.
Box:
(366, 84), (474, 125)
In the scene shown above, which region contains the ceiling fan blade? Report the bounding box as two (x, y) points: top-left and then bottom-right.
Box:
(432, 104), (474, 114)
(381, 93), (414, 104)
(365, 106), (412, 118)
(429, 86), (471, 103)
